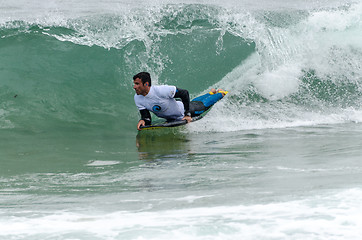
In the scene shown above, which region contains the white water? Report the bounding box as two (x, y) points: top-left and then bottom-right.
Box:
(1, 188), (362, 239)
(191, 1), (362, 133)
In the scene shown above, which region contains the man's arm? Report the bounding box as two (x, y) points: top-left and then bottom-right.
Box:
(174, 88), (192, 122)
(137, 109), (151, 130)
(174, 88), (190, 115)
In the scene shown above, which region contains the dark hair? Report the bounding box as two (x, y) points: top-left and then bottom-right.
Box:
(133, 72), (151, 86)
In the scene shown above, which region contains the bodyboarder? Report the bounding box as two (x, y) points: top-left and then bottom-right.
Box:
(133, 72), (226, 130)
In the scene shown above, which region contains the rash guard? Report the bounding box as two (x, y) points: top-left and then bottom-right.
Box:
(134, 85), (190, 123)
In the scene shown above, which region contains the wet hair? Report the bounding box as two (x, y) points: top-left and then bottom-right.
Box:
(133, 72), (151, 86)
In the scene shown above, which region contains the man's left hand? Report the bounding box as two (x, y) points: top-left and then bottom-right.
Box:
(183, 116), (192, 123)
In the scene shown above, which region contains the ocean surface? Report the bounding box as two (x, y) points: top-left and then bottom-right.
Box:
(1, 0), (362, 239)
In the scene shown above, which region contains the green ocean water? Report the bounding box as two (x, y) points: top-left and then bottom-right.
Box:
(1, 1), (362, 239)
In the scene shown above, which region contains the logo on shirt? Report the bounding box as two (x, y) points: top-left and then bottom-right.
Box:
(152, 105), (162, 112)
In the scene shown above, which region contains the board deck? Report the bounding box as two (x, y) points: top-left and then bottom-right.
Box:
(139, 115), (203, 130)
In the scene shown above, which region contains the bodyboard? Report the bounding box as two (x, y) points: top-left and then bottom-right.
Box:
(139, 115), (203, 130)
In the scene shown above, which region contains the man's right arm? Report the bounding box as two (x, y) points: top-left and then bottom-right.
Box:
(137, 109), (151, 130)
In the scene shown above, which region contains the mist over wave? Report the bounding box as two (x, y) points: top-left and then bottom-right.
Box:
(0, 1), (361, 132)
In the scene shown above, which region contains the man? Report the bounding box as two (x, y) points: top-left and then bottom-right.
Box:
(133, 72), (192, 130)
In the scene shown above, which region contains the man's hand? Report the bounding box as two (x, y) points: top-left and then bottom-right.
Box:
(137, 120), (146, 130)
(182, 116), (192, 123)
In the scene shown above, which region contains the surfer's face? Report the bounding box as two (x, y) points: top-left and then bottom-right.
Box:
(133, 78), (149, 96)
